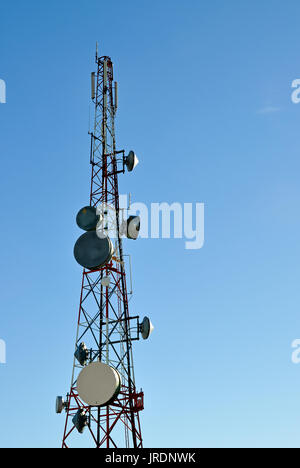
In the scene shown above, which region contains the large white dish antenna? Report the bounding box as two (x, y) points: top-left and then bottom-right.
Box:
(77, 361), (121, 406)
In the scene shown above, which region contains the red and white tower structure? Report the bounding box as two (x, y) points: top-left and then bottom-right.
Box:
(56, 48), (153, 448)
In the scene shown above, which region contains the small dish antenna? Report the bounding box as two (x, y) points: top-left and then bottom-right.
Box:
(127, 215), (140, 240)
(121, 215), (140, 240)
(140, 316), (154, 340)
(125, 151), (139, 172)
(76, 206), (100, 231)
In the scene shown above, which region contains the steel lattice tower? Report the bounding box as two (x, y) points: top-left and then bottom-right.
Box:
(60, 50), (147, 448)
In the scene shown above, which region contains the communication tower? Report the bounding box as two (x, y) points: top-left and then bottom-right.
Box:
(56, 47), (153, 448)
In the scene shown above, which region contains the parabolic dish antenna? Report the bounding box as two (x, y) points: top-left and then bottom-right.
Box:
(140, 316), (154, 340)
(76, 361), (121, 407)
(74, 231), (114, 269)
(127, 215), (140, 240)
(76, 206), (100, 231)
(125, 151), (139, 172)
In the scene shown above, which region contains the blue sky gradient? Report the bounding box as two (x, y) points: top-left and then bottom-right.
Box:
(1, 0), (300, 447)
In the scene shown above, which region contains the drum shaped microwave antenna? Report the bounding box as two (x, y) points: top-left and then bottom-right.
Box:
(76, 361), (121, 406)
(121, 215), (140, 240)
(125, 151), (139, 172)
(140, 316), (154, 340)
(127, 215), (140, 240)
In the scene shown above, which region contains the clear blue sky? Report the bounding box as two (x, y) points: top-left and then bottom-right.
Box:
(1, 0), (300, 448)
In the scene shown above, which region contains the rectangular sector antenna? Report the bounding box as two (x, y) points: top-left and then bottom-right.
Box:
(91, 72), (95, 100)
(114, 81), (118, 112)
